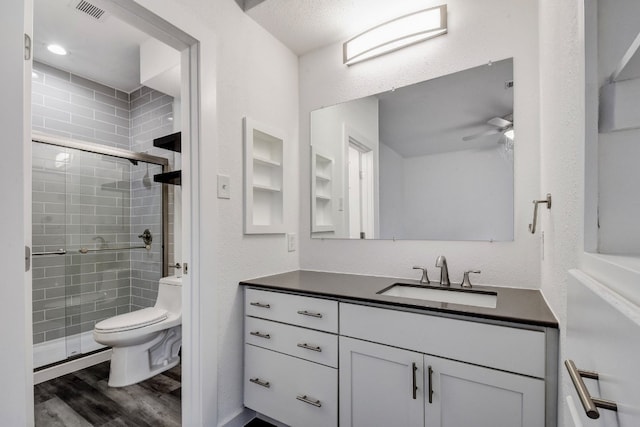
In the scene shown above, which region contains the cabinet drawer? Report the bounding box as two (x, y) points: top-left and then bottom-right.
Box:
(245, 288), (338, 333)
(245, 344), (338, 427)
(246, 317), (338, 367)
(340, 303), (546, 378)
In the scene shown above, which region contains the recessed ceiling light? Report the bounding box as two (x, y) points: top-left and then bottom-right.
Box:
(47, 44), (67, 56)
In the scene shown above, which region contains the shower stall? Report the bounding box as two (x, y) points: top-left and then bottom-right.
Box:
(31, 133), (169, 369)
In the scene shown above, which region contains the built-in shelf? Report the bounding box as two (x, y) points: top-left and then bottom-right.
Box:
(312, 148), (335, 233)
(153, 131), (182, 153)
(153, 170), (181, 185)
(153, 132), (181, 185)
(253, 155), (281, 167)
(244, 117), (287, 234)
(253, 183), (282, 193)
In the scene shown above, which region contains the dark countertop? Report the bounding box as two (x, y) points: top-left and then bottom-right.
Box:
(240, 270), (558, 328)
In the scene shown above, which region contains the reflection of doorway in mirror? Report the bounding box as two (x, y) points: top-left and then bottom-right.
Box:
(348, 139), (374, 239)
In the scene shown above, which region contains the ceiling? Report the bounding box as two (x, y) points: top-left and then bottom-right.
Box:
(33, 0), (151, 93)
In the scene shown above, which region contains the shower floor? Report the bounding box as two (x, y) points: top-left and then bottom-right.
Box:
(34, 361), (181, 426)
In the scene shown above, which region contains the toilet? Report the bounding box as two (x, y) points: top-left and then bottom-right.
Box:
(93, 275), (182, 387)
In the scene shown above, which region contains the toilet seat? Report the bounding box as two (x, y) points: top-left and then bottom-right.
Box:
(95, 307), (168, 333)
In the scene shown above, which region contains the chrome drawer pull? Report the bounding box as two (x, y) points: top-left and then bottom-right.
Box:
(297, 343), (322, 352)
(296, 395), (322, 407)
(250, 302), (271, 309)
(565, 360), (618, 419)
(297, 310), (323, 318)
(250, 331), (271, 339)
(249, 378), (270, 388)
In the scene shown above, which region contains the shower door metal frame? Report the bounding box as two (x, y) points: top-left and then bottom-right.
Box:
(32, 131), (171, 277)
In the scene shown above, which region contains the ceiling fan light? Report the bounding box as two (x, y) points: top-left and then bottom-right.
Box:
(343, 5), (447, 66)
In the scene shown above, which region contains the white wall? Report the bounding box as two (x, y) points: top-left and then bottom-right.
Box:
(99, 0), (300, 425)
(310, 96), (378, 237)
(299, 0), (541, 287)
(381, 146), (513, 241)
(0, 0), (34, 424)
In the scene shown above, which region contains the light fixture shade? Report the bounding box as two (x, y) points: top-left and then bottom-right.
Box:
(343, 4), (447, 66)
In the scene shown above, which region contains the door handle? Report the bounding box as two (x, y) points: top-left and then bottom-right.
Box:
(564, 359), (617, 419)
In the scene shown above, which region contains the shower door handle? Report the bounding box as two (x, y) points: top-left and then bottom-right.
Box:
(25, 246), (30, 272)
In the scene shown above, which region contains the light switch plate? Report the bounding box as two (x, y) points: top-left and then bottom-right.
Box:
(217, 174), (230, 199)
(287, 233), (296, 252)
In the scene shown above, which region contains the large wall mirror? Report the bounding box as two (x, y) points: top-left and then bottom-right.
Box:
(310, 58), (514, 241)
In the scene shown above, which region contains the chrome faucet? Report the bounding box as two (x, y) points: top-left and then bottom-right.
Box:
(435, 255), (450, 287)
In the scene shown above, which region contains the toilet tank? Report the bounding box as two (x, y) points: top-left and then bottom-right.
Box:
(155, 275), (182, 315)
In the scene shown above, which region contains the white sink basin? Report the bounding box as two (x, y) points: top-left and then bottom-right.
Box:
(378, 284), (497, 308)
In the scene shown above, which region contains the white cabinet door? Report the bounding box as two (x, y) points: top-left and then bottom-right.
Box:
(339, 336), (424, 427)
(424, 355), (545, 427)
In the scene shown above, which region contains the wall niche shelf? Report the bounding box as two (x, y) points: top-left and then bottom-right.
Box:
(312, 148), (335, 233)
(153, 131), (182, 186)
(243, 117), (287, 234)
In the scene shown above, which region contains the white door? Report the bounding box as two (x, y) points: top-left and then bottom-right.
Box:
(424, 354), (545, 427)
(339, 336), (424, 427)
(347, 141), (374, 239)
(0, 0), (34, 424)
(565, 270), (638, 427)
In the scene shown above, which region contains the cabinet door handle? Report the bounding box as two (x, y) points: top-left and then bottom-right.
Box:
(427, 365), (434, 404)
(412, 362), (418, 399)
(250, 302), (271, 309)
(249, 377), (270, 388)
(296, 395), (322, 407)
(297, 310), (323, 318)
(249, 331), (271, 339)
(297, 342), (322, 352)
(565, 359), (617, 419)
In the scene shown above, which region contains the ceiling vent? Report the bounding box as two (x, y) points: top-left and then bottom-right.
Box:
(72, 0), (107, 21)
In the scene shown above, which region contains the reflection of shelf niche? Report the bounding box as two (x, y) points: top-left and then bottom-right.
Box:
(312, 149), (335, 232)
(244, 117), (286, 234)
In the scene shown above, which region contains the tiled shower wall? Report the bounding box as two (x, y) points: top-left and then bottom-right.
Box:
(129, 87), (175, 309)
(32, 61), (175, 345)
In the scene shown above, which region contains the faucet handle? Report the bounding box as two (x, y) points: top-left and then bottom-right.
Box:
(461, 270), (481, 288)
(412, 266), (430, 284)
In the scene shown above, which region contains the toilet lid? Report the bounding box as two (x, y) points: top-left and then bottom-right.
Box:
(95, 307), (168, 333)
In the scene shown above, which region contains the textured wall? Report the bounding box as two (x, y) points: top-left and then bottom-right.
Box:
(538, 1), (584, 426)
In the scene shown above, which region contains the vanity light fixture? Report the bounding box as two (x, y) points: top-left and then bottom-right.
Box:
(343, 4), (447, 66)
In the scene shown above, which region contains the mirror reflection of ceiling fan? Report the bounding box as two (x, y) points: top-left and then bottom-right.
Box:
(463, 113), (514, 141)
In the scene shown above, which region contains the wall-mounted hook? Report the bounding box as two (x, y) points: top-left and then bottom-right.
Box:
(529, 193), (552, 234)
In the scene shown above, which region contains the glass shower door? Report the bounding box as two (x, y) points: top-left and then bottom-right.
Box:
(33, 141), (166, 367)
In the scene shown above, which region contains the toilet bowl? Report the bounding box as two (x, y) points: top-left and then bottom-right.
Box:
(93, 275), (182, 387)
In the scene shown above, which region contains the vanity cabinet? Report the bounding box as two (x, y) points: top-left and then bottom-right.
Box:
(243, 284), (554, 427)
(340, 303), (546, 427)
(244, 288), (338, 427)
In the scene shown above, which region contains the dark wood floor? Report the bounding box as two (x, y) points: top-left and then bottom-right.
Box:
(34, 361), (181, 426)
